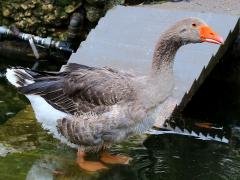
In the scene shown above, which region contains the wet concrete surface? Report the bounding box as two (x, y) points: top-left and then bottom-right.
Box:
(143, 0), (240, 16)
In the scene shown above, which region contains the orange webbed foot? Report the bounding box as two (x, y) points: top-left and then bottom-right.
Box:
(78, 160), (108, 172)
(100, 151), (132, 165)
(77, 149), (108, 172)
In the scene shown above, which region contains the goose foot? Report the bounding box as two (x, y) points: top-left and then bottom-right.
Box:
(195, 122), (213, 129)
(100, 151), (132, 165)
(77, 149), (108, 172)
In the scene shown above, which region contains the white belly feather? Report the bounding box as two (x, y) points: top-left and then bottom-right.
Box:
(26, 95), (77, 148)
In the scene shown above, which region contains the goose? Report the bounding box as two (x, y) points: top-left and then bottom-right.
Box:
(6, 17), (223, 171)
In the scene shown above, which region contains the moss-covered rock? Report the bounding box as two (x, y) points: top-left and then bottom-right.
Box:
(105, 0), (125, 9)
(2, 8), (11, 17)
(0, 0), (125, 42)
(85, 4), (104, 22)
(86, 0), (105, 6)
(1, 0), (83, 39)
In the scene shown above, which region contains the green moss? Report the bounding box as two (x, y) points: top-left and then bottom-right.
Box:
(55, 0), (73, 6)
(0, 0), (84, 39)
(85, 4), (104, 22)
(0, 153), (36, 180)
(0, 0), (129, 41)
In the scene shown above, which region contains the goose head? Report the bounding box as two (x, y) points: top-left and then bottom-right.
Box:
(152, 17), (224, 73)
(166, 17), (224, 45)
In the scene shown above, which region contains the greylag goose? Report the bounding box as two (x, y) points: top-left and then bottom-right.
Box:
(6, 17), (223, 171)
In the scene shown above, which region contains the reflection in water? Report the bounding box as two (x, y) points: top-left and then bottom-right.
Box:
(0, 76), (27, 123)
(143, 135), (240, 180)
(11, 134), (240, 180)
(25, 155), (138, 180)
(0, 61), (240, 180)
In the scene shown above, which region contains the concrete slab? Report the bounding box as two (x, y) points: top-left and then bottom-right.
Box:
(143, 0), (240, 16)
(68, 6), (239, 127)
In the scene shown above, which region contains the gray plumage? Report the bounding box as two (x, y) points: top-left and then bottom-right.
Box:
(6, 17), (219, 152)
(18, 63), (151, 151)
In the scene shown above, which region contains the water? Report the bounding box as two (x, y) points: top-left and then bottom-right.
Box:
(1, 58), (240, 180)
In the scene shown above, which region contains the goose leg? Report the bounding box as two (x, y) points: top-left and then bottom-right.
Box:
(76, 149), (108, 172)
(100, 151), (132, 165)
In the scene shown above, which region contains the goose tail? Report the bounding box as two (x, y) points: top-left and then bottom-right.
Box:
(6, 68), (35, 88)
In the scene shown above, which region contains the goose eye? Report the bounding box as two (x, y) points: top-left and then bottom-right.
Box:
(192, 23), (197, 27)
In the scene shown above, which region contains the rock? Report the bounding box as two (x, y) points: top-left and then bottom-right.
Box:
(15, 20), (26, 29)
(2, 8), (10, 17)
(41, 4), (54, 12)
(0, 144), (17, 157)
(86, 0), (105, 6)
(105, 0), (125, 9)
(33, 9), (44, 17)
(12, 3), (20, 10)
(24, 11), (32, 17)
(47, 4), (54, 11)
(32, 0), (38, 5)
(1, 0), (83, 39)
(27, 17), (39, 27)
(43, 14), (55, 24)
(20, 4), (28, 10)
(65, 5), (75, 13)
(60, 11), (68, 20)
(0, 0), (126, 42)
(85, 5), (104, 22)
(53, 31), (68, 41)
(36, 27), (47, 36)
(65, 1), (83, 14)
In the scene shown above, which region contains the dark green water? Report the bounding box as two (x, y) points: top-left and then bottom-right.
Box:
(1, 59), (240, 180)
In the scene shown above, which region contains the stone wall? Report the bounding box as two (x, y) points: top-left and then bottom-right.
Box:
(0, 0), (126, 40)
(0, 0), (165, 40)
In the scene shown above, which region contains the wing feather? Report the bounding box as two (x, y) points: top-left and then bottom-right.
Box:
(19, 63), (136, 115)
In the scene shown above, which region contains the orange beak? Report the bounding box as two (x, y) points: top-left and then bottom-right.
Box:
(199, 25), (224, 45)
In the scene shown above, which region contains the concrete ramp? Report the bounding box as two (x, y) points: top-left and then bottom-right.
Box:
(68, 6), (239, 128)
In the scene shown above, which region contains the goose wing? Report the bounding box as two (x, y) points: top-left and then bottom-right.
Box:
(19, 63), (135, 115)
